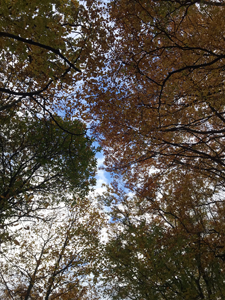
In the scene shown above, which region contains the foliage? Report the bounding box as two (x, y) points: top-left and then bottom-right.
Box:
(0, 1), (108, 299)
(77, 0), (225, 190)
(100, 178), (225, 299)
(2, 0), (225, 299)
(70, 1), (225, 298)
(0, 0), (110, 226)
(0, 110), (97, 225)
(0, 0), (109, 118)
(0, 197), (105, 300)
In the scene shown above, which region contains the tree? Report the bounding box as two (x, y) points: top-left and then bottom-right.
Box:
(73, 2), (225, 295)
(0, 0), (109, 119)
(77, 0), (225, 191)
(99, 177), (225, 299)
(103, 221), (225, 300)
(0, 110), (97, 226)
(0, 2), (108, 299)
(0, 197), (105, 300)
(0, 0), (110, 227)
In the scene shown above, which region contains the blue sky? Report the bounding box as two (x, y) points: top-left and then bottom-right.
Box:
(94, 149), (112, 194)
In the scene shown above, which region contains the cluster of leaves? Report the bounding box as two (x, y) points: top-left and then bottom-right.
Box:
(0, 110), (97, 224)
(99, 170), (225, 299)
(74, 0), (225, 299)
(0, 0), (110, 220)
(78, 0), (225, 181)
(0, 1), (105, 299)
(0, 197), (105, 300)
(0, 0), (109, 117)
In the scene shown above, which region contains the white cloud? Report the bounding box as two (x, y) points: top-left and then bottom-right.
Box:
(94, 153), (109, 195)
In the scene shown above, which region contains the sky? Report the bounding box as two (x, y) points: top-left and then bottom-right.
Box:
(94, 150), (111, 194)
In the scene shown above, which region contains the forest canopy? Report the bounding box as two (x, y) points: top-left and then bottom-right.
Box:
(1, 0), (225, 299)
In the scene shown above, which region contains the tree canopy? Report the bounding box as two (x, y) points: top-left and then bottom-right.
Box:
(75, 0), (225, 299)
(0, 0), (103, 225)
(77, 0), (225, 189)
(99, 172), (225, 299)
(0, 197), (105, 300)
(1, 0), (225, 299)
(0, 111), (97, 225)
(0, 0), (109, 117)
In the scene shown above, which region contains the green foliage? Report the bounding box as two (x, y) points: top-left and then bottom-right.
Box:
(101, 194), (225, 300)
(0, 110), (97, 223)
